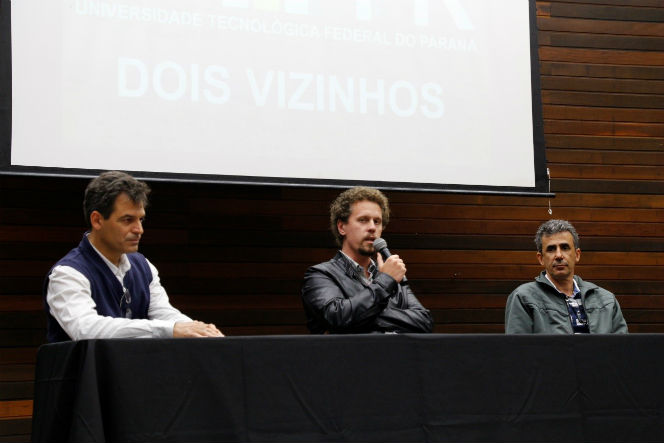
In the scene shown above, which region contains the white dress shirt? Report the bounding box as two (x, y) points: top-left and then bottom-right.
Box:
(46, 241), (192, 340)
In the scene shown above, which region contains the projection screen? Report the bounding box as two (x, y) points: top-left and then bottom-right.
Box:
(0, 0), (547, 194)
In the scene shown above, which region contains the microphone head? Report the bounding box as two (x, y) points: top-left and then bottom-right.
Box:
(373, 238), (387, 251)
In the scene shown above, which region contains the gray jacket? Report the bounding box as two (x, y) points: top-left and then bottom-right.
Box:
(505, 271), (628, 334)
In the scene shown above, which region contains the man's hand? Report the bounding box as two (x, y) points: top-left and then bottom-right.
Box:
(377, 254), (406, 283)
(173, 321), (224, 338)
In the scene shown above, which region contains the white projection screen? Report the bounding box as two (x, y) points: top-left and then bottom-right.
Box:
(0, 0), (547, 194)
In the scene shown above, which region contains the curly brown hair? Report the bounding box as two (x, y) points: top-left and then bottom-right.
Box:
(329, 187), (390, 247)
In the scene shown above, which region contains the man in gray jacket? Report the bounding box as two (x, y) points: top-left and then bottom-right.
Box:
(505, 219), (628, 334)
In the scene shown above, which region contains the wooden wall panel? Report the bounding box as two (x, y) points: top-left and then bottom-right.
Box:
(1, 1), (663, 440)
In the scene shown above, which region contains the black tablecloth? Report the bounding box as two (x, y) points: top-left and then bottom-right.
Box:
(32, 335), (664, 442)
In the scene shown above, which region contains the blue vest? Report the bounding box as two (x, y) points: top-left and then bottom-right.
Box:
(43, 234), (153, 342)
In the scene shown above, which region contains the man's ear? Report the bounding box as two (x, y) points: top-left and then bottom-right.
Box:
(337, 219), (345, 236)
(536, 251), (543, 266)
(89, 211), (104, 231)
(575, 248), (581, 264)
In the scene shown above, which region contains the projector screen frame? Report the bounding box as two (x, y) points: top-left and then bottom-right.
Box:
(0, 0), (551, 197)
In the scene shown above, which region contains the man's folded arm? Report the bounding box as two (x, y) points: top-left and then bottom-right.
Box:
(302, 267), (395, 332)
(376, 286), (433, 332)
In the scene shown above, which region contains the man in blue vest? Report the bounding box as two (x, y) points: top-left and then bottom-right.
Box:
(44, 171), (223, 342)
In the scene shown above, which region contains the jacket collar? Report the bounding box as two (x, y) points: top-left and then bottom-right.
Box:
(535, 270), (598, 299)
(333, 251), (358, 278)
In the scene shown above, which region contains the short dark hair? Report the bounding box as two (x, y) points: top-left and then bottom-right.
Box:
(329, 187), (390, 247)
(535, 219), (580, 253)
(83, 171), (150, 227)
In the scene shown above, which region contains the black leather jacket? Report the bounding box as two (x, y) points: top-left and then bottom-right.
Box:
(301, 252), (433, 334)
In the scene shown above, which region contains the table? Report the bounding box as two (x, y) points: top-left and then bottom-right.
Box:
(31, 334), (664, 442)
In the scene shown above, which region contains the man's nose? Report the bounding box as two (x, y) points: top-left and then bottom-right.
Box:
(133, 221), (144, 234)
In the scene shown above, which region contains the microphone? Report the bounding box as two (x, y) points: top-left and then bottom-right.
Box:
(373, 238), (408, 285)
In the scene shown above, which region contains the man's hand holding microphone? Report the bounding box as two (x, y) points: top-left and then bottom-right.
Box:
(374, 238), (408, 285)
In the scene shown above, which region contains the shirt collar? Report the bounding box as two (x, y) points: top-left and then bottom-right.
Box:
(339, 251), (377, 280)
(86, 233), (132, 278)
(544, 273), (580, 297)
